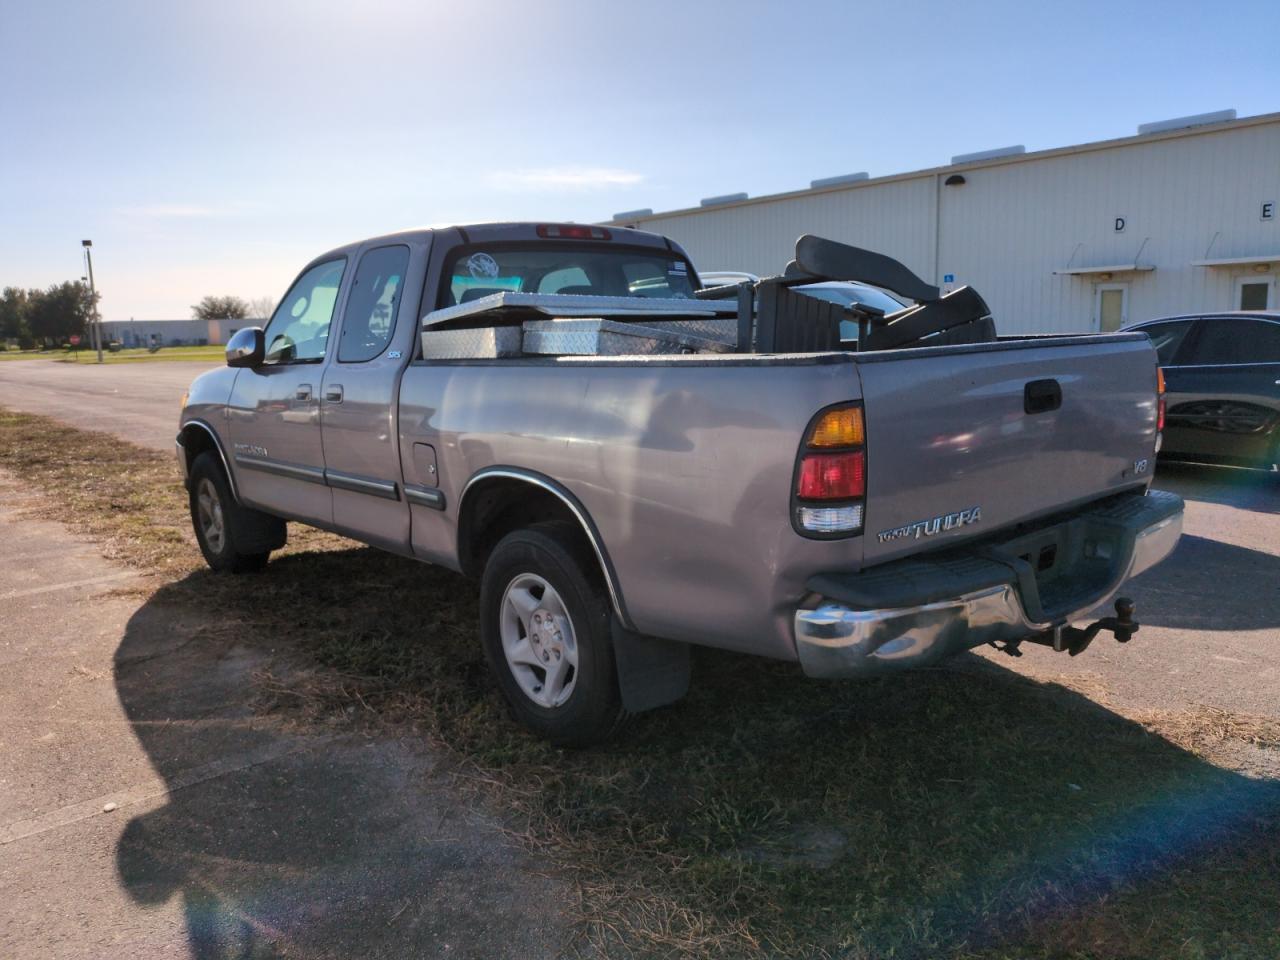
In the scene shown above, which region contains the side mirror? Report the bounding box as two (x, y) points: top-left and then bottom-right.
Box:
(226, 327), (264, 367)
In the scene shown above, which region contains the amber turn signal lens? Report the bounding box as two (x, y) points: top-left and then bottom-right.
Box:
(807, 406), (864, 448)
(1157, 367), (1165, 395)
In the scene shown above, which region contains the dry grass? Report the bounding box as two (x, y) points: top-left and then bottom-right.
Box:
(2, 406), (1278, 960)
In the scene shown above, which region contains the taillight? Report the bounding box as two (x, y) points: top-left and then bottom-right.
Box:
(797, 451), (865, 499)
(1156, 367), (1166, 446)
(536, 224), (611, 240)
(794, 404), (865, 537)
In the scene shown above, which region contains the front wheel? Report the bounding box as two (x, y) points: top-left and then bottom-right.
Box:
(479, 523), (624, 746)
(188, 452), (284, 573)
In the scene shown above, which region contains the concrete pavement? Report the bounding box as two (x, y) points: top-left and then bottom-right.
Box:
(0, 471), (573, 959)
(0, 359), (216, 451)
(980, 462), (1280, 734)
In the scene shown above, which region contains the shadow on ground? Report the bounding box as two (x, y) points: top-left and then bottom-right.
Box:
(1124, 533), (1280, 630)
(1155, 460), (1279, 514)
(114, 547), (1280, 959)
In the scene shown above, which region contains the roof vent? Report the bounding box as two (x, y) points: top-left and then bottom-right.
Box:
(950, 145), (1026, 165)
(1137, 109), (1236, 135)
(809, 172), (869, 189)
(612, 208), (652, 221)
(700, 192), (748, 207)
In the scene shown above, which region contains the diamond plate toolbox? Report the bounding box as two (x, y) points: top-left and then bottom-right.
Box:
(521, 318), (733, 356)
(421, 325), (523, 360)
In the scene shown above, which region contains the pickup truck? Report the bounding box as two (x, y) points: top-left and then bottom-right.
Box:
(177, 222), (1183, 744)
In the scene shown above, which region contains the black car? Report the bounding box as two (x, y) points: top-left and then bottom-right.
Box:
(1127, 312), (1280, 470)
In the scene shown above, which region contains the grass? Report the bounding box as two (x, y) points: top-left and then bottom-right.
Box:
(2, 405), (1278, 959)
(0, 345), (224, 363)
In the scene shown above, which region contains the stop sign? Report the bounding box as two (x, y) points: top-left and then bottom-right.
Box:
(69, 335), (81, 346)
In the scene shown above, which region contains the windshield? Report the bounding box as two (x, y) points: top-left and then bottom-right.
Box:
(795, 283), (907, 341)
(796, 283), (906, 314)
(443, 245), (697, 306)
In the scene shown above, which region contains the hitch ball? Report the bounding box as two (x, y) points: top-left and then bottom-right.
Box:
(1113, 597), (1136, 643)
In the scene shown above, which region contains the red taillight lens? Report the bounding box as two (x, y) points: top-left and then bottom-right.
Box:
(797, 451), (865, 500)
(536, 224), (611, 240)
(1158, 396), (1166, 431)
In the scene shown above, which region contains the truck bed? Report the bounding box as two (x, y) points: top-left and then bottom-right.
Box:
(398, 331), (1159, 659)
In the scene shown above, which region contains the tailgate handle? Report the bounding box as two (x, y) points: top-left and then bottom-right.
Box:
(1024, 378), (1062, 414)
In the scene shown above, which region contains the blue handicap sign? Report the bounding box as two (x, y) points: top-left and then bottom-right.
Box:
(943, 274), (955, 283)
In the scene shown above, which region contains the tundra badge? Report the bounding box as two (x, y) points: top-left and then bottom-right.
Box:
(877, 506), (982, 544)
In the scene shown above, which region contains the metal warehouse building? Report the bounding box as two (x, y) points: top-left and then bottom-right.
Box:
(614, 109), (1280, 335)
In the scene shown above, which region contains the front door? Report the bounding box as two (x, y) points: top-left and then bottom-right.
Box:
(1095, 283), (1128, 332)
(228, 258), (348, 524)
(320, 242), (421, 552)
(1235, 274), (1273, 311)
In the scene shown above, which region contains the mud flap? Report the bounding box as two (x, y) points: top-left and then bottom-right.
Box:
(611, 618), (690, 714)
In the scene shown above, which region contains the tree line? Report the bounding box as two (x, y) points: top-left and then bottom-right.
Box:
(0, 288), (276, 350)
(191, 295), (275, 321)
(0, 283), (98, 348)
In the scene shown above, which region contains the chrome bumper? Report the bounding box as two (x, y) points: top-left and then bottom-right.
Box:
(795, 510), (1182, 679)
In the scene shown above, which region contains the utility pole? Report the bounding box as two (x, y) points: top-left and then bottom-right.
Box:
(81, 239), (103, 363)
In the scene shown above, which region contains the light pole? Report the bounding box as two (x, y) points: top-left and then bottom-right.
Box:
(81, 240), (103, 363)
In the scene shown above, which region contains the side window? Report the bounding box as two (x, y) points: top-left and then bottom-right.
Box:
(263, 259), (346, 364)
(338, 245), (409, 363)
(1188, 319), (1280, 365)
(1138, 319), (1194, 365)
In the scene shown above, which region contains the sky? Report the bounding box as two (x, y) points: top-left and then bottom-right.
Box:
(2, 0), (1278, 321)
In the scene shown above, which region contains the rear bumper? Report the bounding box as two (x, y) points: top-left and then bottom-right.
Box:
(794, 490), (1183, 678)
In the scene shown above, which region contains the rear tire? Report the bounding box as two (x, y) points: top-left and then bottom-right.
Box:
(188, 452), (283, 573)
(479, 522), (624, 746)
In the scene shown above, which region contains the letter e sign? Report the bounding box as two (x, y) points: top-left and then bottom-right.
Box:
(1263, 202), (1275, 221)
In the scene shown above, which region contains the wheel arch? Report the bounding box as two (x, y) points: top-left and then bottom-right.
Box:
(457, 467), (632, 629)
(178, 420), (239, 502)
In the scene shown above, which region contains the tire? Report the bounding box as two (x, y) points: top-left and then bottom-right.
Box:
(479, 522), (624, 746)
(188, 451), (284, 573)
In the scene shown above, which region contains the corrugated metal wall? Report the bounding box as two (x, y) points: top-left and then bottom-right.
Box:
(633, 117), (1280, 335)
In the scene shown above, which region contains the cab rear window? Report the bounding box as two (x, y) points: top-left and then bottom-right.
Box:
(444, 246), (696, 306)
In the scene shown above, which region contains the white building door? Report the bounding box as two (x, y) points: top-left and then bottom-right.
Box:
(1095, 283), (1128, 332)
(1235, 274), (1273, 310)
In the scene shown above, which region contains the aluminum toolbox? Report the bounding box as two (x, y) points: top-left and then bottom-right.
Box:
(521, 318), (733, 356)
(630, 317), (737, 347)
(422, 291), (737, 329)
(421, 325), (523, 360)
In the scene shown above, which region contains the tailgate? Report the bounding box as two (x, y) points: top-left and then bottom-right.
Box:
(857, 333), (1158, 566)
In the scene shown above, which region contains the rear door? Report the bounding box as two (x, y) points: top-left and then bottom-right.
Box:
(1163, 317), (1280, 465)
(319, 240), (426, 552)
(856, 335), (1158, 566)
(228, 258), (347, 523)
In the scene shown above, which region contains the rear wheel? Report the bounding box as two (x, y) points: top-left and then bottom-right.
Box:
(188, 452), (283, 573)
(479, 523), (624, 746)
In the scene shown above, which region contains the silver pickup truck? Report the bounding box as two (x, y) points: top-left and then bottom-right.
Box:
(177, 222), (1183, 743)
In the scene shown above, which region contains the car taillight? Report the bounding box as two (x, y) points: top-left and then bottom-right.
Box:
(1155, 367), (1166, 453)
(1157, 367), (1166, 432)
(797, 451), (865, 499)
(794, 404), (865, 537)
(536, 224), (611, 240)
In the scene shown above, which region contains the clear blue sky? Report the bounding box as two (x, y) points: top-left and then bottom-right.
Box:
(2, 0), (1277, 320)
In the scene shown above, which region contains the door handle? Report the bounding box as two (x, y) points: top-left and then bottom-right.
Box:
(324, 385), (344, 403)
(295, 384), (312, 401)
(1024, 378), (1062, 414)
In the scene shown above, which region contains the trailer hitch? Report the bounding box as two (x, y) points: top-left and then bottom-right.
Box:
(1060, 597), (1138, 656)
(991, 598), (1138, 659)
